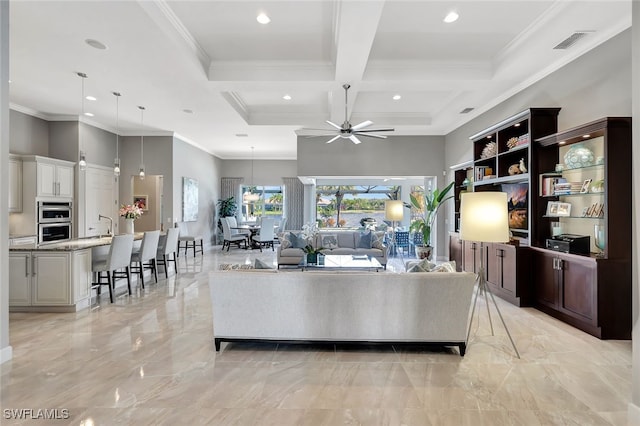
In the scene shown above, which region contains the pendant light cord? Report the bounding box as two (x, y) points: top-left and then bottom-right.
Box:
(139, 106), (145, 164)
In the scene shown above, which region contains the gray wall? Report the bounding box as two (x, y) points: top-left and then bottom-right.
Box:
(48, 121), (78, 162)
(220, 159), (297, 186)
(9, 109), (48, 155)
(80, 123), (117, 168)
(297, 135), (446, 177)
(119, 135), (173, 234)
(173, 136), (222, 245)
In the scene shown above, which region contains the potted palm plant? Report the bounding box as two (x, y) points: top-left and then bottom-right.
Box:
(409, 181), (455, 260)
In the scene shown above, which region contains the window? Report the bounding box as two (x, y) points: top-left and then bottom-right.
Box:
(315, 185), (400, 228)
(241, 185), (283, 223)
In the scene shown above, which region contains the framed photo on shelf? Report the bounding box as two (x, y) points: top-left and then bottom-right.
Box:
(556, 202), (571, 217)
(546, 201), (559, 216)
(133, 195), (148, 211)
(580, 179), (592, 194)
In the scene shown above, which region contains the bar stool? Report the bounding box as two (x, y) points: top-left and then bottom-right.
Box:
(177, 222), (204, 257)
(92, 234), (134, 303)
(130, 230), (160, 289)
(156, 227), (180, 278)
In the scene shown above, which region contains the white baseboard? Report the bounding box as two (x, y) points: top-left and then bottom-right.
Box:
(0, 345), (13, 364)
(629, 402), (640, 425)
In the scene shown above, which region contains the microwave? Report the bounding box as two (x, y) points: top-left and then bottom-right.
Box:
(38, 222), (72, 244)
(38, 201), (72, 223)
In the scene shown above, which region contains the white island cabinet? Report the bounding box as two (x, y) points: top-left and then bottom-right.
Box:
(9, 249), (91, 312)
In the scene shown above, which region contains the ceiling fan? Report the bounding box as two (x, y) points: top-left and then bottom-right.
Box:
(300, 84), (394, 144)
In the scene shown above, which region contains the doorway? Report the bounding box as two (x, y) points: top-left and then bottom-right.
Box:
(131, 175), (163, 232)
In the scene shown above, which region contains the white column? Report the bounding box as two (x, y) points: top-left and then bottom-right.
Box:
(0, 0), (13, 364)
(629, 1), (640, 422)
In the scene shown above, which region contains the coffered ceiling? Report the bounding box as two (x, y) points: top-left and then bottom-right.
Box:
(8, 0), (631, 159)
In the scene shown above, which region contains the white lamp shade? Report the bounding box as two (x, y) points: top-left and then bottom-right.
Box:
(460, 192), (510, 243)
(385, 200), (404, 221)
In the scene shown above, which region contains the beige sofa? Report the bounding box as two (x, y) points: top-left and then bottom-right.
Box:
(209, 270), (476, 355)
(276, 230), (388, 268)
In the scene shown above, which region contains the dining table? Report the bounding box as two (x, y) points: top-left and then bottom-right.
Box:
(231, 224), (261, 249)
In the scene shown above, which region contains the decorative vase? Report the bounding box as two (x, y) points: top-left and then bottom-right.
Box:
(125, 218), (135, 234)
(563, 143), (594, 169)
(415, 245), (433, 260)
(306, 253), (318, 265)
(594, 224), (605, 257)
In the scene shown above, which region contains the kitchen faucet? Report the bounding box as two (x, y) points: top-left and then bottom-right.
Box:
(98, 214), (114, 237)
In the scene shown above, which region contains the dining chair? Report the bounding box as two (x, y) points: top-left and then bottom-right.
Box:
(91, 234), (134, 303)
(130, 230), (160, 289)
(221, 217), (247, 251)
(274, 218), (287, 244)
(177, 221), (204, 257)
(156, 227), (180, 278)
(251, 217), (275, 252)
(226, 216), (250, 238)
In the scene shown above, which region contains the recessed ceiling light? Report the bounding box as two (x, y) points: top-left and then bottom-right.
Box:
(582, 134), (591, 138)
(392, 94), (401, 101)
(559, 141), (566, 145)
(84, 112), (94, 117)
(85, 39), (108, 50)
(183, 109), (193, 114)
(256, 13), (271, 24)
(443, 11), (459, 23)
(514, 123), (521, 127)
(86, 96), (97, 101)
(283, 94), (292, 101)
(236, 133), (249, 137)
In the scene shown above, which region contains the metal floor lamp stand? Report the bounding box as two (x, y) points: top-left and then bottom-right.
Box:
(466, 242), (520, 359)
(389, 223), (404, 269)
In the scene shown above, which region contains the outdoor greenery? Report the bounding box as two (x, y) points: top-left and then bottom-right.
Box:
(315, 185), (401, 228)
(409, 182), (454, 246)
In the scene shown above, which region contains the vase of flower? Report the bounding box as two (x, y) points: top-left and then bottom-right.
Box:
(119, 203), (144, 234)
(125, 218), (135, 234)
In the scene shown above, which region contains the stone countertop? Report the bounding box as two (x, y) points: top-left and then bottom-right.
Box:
(9, 233), (144, 252)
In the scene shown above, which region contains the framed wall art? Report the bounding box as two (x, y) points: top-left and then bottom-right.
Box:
(182, 177), (199, 222)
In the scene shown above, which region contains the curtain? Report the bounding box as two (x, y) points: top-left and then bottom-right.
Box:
(220, 177), (243, 222)
(283, 177), (304, 230)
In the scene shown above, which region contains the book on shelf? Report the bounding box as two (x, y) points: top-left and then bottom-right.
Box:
(474, 166), (493, 181)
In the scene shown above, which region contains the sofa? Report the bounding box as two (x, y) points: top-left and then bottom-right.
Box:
(276, 230), (388, 268)
(209, 270), (476, 355)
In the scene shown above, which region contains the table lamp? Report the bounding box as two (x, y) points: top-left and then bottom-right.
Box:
(385, 200), (404, 261)
(460, 191), (520, 358)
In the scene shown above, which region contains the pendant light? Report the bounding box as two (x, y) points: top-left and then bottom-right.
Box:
(138, 106), (145, 180)
(243, 146), (260, 202)
(113, 92), (121, 176)
(77, 72), (88, 171)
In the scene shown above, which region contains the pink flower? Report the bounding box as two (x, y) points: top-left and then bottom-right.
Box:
(119, 203), (143, 219)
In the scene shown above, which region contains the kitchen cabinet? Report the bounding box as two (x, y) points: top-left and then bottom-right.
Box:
(36, 160), (74, 198)
(9, 155), (22, 212)
(462, 240), (482, 274)
(8, 249), (91, 311)
(9, 235), (37, 247)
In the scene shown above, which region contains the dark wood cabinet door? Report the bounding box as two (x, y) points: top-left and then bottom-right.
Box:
(463, 241), (479, 273)
(500, 245), (517, 295)
(449, 234), (463, 272)
(558, 256), (597, 322)
(485, 243), (499, 288)
(533, 250), (558, 309)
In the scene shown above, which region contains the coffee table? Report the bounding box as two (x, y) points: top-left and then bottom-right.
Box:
(299, 254), (382, 272)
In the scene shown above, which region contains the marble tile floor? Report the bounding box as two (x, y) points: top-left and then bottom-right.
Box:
(0, 246), (633, 425)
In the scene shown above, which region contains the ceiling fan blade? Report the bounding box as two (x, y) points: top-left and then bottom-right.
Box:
(355, 132), (387, 139)
(326, 135), (341, 144)
(355, 128), (395, 133)
(325, 120), (342, 130)
(349, 135), (362, 144)
(351, 120), (373, 131)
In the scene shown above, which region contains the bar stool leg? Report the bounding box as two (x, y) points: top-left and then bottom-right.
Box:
(107, 271), (114, 303)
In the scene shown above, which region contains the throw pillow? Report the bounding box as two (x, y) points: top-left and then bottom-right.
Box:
(321, 234), (338, 249)
(371, 231), (386, 249)
(357, 232), (372, 249)
(418, 258), (435, 272)
(289, 232), (307, 249)
(254, 258), (274, 269)
(431, 261), (456, 273)
(278, 232), (291, 249)
(407, 264), (427, 273)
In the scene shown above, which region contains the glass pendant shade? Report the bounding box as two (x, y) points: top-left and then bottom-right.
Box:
(77, 72), (88, 172)
(139, 165), (145, 180)
(113, 92), (121, 176)
(78, 150), (87, 171)
(138, 106), (145, 180)
(113, 158), (120, 176)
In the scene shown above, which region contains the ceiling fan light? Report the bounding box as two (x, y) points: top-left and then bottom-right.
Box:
(392, 94), (401, 100)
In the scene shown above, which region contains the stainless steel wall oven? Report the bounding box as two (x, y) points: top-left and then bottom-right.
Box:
(37, 201), (72, 243)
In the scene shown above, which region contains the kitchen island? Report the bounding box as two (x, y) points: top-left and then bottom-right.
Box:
(9, 234), (143, 312)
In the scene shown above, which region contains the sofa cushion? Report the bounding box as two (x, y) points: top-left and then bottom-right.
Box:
(289, 232), (307, 248)
(324, 248), (357, 255)
(279, 232), (291, 249)
(320, 234), (339, 249)
(280, 247), (304, 257)
(357, 231), (372, 249)
(372, 231), (386, 250)
(431, 261), (456, 273)
(407, 264), (427, 272)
